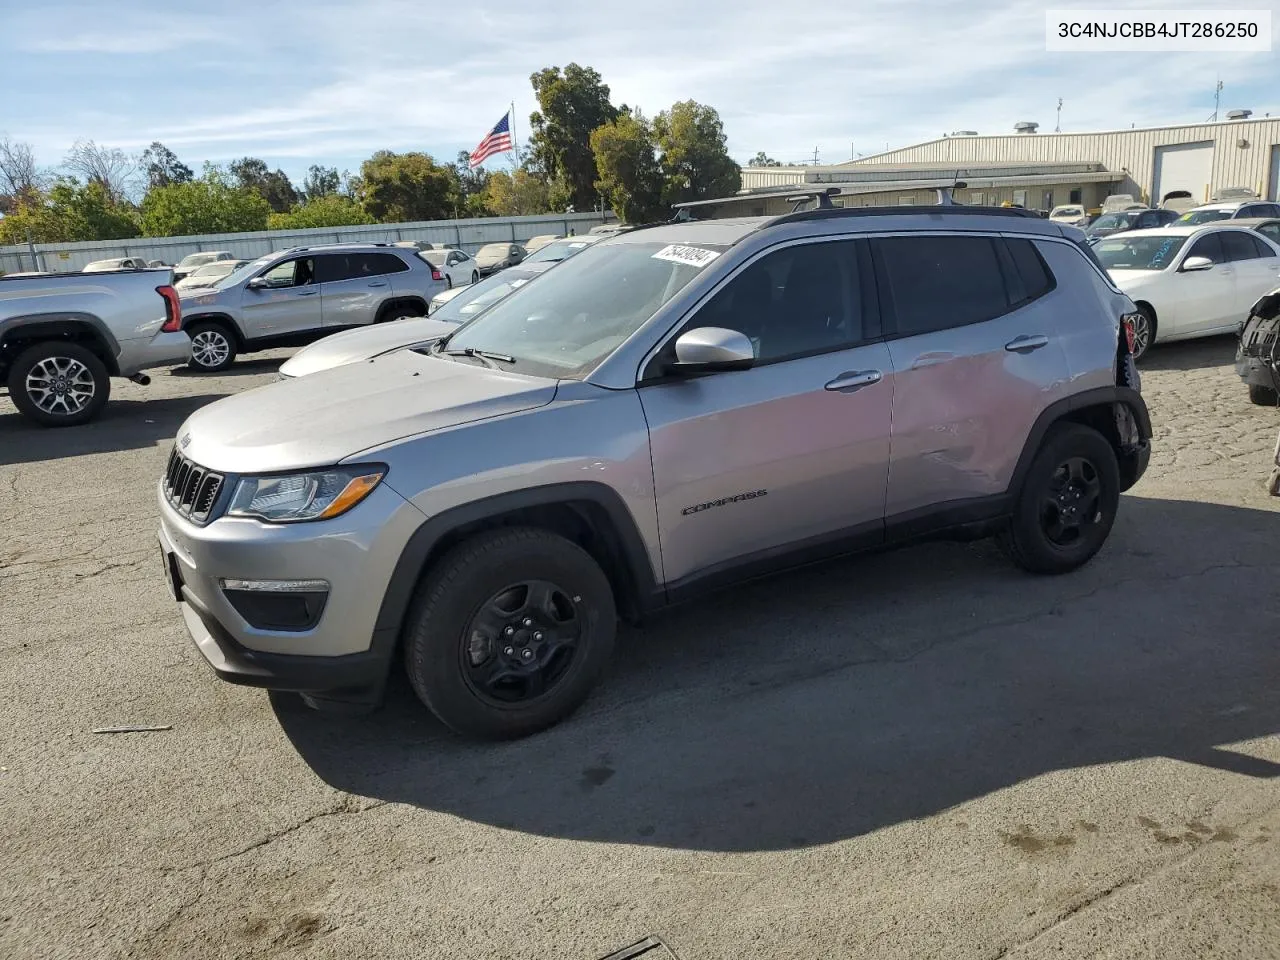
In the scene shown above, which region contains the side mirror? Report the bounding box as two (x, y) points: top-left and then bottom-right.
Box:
(1180, 256), (1214, 272)
(246, 276), (269, 290)
(669, 327), (755, 375)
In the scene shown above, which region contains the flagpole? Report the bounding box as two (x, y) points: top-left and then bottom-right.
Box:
(510, 101), (519, 172)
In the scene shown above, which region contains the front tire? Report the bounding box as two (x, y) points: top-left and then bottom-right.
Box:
(999, 423), (1120, 574)
(1248, 384), (1278, 406)
(7, 342), (110, 427)
(187, 322), (237, 372)
(403, 527), (617, 740)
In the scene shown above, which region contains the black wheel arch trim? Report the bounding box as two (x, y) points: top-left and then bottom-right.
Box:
(1009, 386), (1152, 498)
(0, 313), (121, 373)
(371, 481), (662, 658)
(183, 313), (245, 347)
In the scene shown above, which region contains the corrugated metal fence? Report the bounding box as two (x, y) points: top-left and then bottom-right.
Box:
(0, 211), (615, 274)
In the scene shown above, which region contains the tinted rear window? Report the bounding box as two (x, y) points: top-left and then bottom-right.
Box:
(876, 235), (1009, 336)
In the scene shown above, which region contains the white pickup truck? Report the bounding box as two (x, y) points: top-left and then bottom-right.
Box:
(0, 268), (191, 427)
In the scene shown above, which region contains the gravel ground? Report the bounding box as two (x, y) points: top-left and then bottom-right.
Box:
(2, 337), (1279, 960)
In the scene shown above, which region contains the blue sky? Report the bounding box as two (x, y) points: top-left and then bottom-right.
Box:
(1, 0), (1277, 187)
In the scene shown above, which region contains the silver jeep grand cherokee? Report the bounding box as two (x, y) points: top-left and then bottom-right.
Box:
(158, 205), (1151, 740)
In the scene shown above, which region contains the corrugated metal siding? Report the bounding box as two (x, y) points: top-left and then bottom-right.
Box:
(739, 168), (807, 189)
(849, 118), (1280, 204)
(0, 212), (613, 275)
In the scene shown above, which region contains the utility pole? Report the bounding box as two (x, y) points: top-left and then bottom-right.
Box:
(1055, 98), (1063, 133)
(1211, 78), (1224, 121)
(810, 145), (820, 165)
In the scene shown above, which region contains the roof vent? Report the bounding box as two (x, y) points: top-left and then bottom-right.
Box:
(1014, 121), (1039, 134)
(1226, 109), (1253, 120)
(950, 130), (979, 137)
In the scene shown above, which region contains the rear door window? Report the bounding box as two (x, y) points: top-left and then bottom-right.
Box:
(360, 252), (410, 275)
(1221, 231), (1264, 262)
(874, 235), (1011, 336)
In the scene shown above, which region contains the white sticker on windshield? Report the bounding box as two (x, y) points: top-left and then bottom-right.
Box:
(651, 244), (720, 268)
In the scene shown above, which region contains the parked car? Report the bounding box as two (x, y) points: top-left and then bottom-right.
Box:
(174, 259), (250, 293)
(521, 234), (562, 255)
(474, 242), (526, 277)
(83, 257), (150, 272)
(1174, 199), (1280, 226)
(1085, 208), (1179, 243)
(391, 240), (447, 252)
(147, 260), (170, 268)
(1, 268), (188, 426)
(178, 243), (447, 372)
(173, 251), (236, 283)
(1228, 216), (1280, 247)
(1093, 224), (1280, 359)
(1235, 285), (1280, 405)
(418, 248), (480, 288)
(158, 204), (1150, 739)
(1049, 204), (1090, 228)
(279, 254), (591, 379)
(519, 234), (604, 265)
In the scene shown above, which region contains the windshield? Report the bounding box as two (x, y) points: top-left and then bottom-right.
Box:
(178, 252), (218, 268)
(1176, 208), (1233, 225)
(440, 240), (725, 379)
(1088, 213), (1135, 232)
(193, 261), (239, 277)
(212, 256), (272, 289)
(1094, 235), (1188, 271)
(431, 270), (540, 323)
(522, 238), (594, 265)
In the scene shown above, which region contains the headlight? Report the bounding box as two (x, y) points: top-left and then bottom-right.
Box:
(227, 465), (386, 523)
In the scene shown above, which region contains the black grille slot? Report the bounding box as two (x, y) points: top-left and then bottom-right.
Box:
(162, 446), (224, 524)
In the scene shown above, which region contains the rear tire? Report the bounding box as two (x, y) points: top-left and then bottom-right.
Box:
(999, 423), (1120, 574)
(186, 322), (237, 372)
(7, 341), (110, 427)
(1248, 384), (1278, 406)
(402, 527), (617, 740)
(471, 271), (479, 285)
(1131, 304), (1155, 362)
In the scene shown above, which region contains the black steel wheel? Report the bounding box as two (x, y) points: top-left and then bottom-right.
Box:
(403, 527), (617, 739)
(1000, 423), (1120, 574)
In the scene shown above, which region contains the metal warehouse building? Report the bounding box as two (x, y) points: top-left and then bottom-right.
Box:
(736, 113), (1280, 214)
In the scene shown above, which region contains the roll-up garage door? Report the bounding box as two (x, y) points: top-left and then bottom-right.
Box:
(1153, 141), (1214, 205)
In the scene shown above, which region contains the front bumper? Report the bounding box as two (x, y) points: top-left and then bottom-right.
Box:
(118, 331), (192, 376)
(157, 479), (426, 706)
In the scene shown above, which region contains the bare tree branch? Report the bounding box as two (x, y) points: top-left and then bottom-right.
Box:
(0, 137), (45, 201)
(63, 139), (138, 203)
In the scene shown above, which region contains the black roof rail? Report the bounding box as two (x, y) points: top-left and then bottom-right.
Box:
(769, 204), (1045, 227)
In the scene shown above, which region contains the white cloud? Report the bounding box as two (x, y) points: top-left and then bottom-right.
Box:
(5, 0), (1278, 176)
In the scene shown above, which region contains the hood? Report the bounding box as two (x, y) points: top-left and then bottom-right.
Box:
(177, 348), (557, 474)
(475, 250), (508, 266)
(278, 316), (458, 379)
(180, 286), (231, 307)
(1106, 269), (1162, 289)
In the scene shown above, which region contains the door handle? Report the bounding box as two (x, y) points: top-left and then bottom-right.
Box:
(295, 289), (317, 296)
(367, 281), (388, 287)
(1004, 334), (1049, 353)
(824, 369), (882, 393)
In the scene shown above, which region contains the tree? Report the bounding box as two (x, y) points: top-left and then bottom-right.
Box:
(268, 194), (373, 230)
(301, 164), (341, 201)
(590, 110), (664, 223)
(653, 101), (741, 205)
(528, 63), (617, 211)
(139, 167), (270, 237)
(0, 138), (45, 204)
(356, 151), (459, 223)
(63, 139), (137, 204)
(229, 156), (298, 213)
(140, 141), (193, 190)
(0, 179), (139, 245)
(482, 169), (551, 217)
(748, 151), (782, 167)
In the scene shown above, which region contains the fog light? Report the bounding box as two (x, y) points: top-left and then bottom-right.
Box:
(219, 579), (329, 631)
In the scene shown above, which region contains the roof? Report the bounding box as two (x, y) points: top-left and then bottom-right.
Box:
(1221, 217), (1280, 227)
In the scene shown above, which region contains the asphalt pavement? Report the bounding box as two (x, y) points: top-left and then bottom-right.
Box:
(2, 338), (1278, 960)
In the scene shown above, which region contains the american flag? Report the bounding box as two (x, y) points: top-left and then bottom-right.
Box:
(469, 111), (514, 169)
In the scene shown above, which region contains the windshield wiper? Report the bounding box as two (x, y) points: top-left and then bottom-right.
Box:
(437, 346), (515, 369)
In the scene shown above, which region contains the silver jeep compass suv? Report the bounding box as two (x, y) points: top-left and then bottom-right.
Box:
(179, 242), (447, 372)
(158, 205), (1151, 739)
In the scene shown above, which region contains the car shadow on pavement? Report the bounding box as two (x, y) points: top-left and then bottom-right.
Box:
(168, 358), (284, 378)
(1140, 334), (1238, 372)
(275, 495), (1280, 853)
(0, 394), (223, 466)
